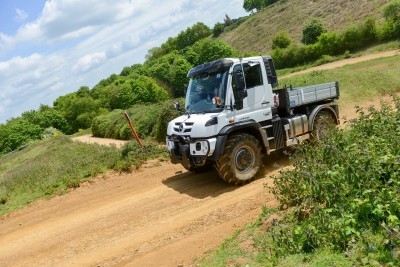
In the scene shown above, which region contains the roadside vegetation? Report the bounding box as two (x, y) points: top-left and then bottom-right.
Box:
(199, 95), (400, 266)
(0, 137), (167, 216)
(1, 0), (399, 156)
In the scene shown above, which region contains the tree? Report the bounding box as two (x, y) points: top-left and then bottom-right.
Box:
(146, 53), (193, 97)
(243, 0), (279, 12)
(382, 0), (400, 39)
(213, 22), (225, 37)
(224, 14), (233, 26)
(272, 31), (292, 49)
(302, 19), (327, 45)
(189, 39), (241, 66)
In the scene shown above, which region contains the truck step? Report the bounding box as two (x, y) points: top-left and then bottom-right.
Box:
(267, 137), (274, 141)
(262, 125), (272, 129)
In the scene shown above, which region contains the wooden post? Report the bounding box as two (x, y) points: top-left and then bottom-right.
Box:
(123, 111), (143, 147)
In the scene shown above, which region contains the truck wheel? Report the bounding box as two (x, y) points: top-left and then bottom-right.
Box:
(311, 110), (336, 141)
(215, 133), (261, 185)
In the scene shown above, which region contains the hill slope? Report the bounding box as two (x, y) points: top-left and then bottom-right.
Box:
(221, 0), (390, 53)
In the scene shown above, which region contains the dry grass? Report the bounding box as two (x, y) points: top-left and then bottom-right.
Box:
(221, 0), (390, 54)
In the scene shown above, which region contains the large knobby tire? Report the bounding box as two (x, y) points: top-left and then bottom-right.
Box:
(215, 133), (262, 185)
(311, 110), (336, 142)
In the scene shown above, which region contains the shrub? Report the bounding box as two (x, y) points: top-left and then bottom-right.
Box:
(91, 99), (184, 142)
(302, 19), (327, 45)
(272, 96), (400, 263)
(272, 31), (292, 49)
(213, 22), (225, 37)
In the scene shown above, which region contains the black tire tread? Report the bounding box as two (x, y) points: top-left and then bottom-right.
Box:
(215, 133), (261, 185)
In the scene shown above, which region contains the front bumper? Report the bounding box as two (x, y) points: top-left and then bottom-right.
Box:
(166, 135), (217, 169)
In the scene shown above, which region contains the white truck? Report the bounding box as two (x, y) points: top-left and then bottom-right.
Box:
(166, 56), (339, 185)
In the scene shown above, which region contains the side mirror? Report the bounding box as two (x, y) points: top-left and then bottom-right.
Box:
(183, 84), (188, 95)
(235, 70), (247, 100)
(174, 101), (181, 111)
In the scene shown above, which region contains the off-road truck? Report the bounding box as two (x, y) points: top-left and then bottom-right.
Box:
(166, 56), (339, 185)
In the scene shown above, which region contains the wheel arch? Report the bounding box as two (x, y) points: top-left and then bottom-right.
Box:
(308, 104), (339, 130)
(211, 120), (266, 161)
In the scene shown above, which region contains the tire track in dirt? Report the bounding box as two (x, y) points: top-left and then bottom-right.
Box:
(0, 158), (285, 267)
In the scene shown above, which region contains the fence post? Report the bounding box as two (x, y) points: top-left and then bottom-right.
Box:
(123, 111), (143, 147)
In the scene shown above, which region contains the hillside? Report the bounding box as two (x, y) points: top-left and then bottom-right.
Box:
(221, 0), (390, 53)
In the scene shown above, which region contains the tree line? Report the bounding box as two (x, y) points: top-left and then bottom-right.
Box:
(1, 0), (399, 155)
(0, 22), (240, 155)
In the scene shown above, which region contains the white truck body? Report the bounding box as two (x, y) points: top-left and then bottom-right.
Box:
(166, 56), (339, 184)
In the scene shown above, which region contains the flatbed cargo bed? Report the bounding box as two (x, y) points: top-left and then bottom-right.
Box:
(275, 82), (339, 114)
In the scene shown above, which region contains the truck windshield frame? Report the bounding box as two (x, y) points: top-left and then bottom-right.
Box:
(185, 68), (229, 114)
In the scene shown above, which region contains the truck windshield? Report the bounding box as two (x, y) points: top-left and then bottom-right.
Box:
(185, 69), (229, 113)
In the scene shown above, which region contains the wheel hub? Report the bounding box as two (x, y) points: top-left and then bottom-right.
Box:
(234, 146), (255, 173)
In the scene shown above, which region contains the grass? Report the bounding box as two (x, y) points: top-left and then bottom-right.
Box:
(197, 208), (352, 267)
(279, 54), (400, 108)
(0, 135), (167, 216)
(221, 0), (389, 54)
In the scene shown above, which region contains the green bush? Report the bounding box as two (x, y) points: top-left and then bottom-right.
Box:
(272, 31), (292, 49)
(91, 99), (184, 142)
(271, 17), (383, 69)
(271, 96), (400, 264)
(302, 19), (327, 45)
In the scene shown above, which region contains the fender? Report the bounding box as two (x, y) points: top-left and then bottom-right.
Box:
(308, 104), (340, 130)
(211, 120), (268, 161)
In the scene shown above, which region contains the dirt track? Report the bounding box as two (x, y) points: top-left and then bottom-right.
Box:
(0, 159), (283, 267)
(0, 50), (399, 267)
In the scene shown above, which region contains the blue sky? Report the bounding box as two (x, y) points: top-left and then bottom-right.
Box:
(0, 0), (248, 123)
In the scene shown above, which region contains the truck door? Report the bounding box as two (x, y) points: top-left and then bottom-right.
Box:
(232, 61), (266, 110)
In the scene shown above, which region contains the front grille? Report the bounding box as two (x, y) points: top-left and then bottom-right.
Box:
(173, 122), (194, 134)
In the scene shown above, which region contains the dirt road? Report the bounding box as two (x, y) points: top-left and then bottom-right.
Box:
(0, 157), (285, 266)
(282, 49), (400, 78)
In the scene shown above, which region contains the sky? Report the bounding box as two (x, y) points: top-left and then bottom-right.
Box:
(0, 0), (248, 123)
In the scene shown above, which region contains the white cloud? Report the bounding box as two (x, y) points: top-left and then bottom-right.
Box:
(0, 0), (248, 123)
(73, 52), (107, 74)
(15, 8), (29, 23)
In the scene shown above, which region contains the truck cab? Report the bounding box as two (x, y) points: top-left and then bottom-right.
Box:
(167, 56), (339, 185)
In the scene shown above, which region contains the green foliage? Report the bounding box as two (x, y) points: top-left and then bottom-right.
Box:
(243, 0), (279, 12)
(272, 17), (386, 69)
(271, 96), (400, 264)
(0, 136), (167, 216)
(384, 0), (400, 22)
(0, 118), (43, 154)
(54, 93), (107, 132)
(213, 22), (225, 37)
(145, 52), (192, 98)
(108, 74), (169, 109)
(272, 31), (292, 49)
(302, 19), (327, 45)
(381, 0), (400, 40)
(0, 105), (73, 155)
(147, 22), (212, 61)
(186, 38), (241, 66)
(91, 99), (184, 142)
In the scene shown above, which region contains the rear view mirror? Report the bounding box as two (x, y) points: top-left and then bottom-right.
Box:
(235, 70), (247, 100)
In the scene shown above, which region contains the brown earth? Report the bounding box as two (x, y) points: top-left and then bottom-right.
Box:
(0, 51), (398, 267)
(0, 159), (283, 267)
